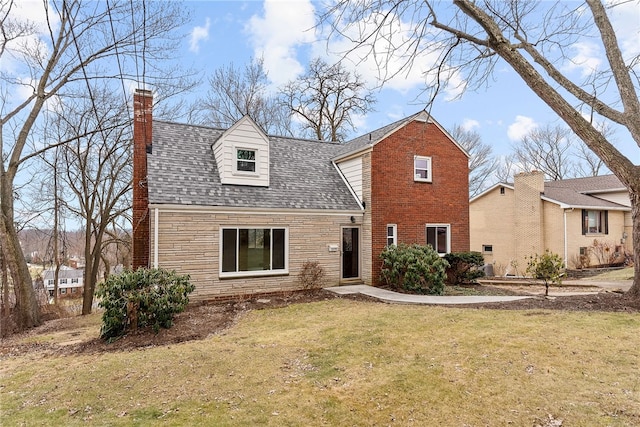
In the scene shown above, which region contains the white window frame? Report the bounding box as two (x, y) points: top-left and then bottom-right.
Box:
(234, 148), (258, 175)
(47, 279), (54, 286)
(414, 155), (432, 182)
(60, 278), (68, 285)
(386, 224), (397, 246)
(219, 226), (289, 278)
(71, 278), (79, 284)
(426, 224), (451, 255)
(482, 244), (493, 253)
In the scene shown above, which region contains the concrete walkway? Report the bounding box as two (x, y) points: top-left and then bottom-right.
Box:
(324, 279), (629, 305)
(325, 285), (532, 305)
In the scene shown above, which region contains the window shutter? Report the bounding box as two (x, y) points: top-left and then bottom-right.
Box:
(581, 209), (587, 235)
(604, 211), (609, 234)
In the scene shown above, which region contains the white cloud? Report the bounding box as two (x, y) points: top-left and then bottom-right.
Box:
(507, 116), (538, 141)
(565, 42), (602, 77)
(608, 0), (640, 62)
(189, 18), (211, 53)
(461, 119), (480, 132)
(245, 0), (316, 86)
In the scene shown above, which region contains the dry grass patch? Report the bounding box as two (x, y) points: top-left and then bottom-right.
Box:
(1, 299), (639, 426)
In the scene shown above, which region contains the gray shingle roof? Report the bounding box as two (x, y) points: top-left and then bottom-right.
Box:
(148, 121), (362, 210)
(542, 174), (629, 209)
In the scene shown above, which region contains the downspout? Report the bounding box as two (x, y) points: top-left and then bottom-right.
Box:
(153, 207), (159, 268)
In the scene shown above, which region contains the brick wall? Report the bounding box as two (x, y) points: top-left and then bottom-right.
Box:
(132, 89), (153, 269)
(369, 120), (470, 284)
(514, 171), (544, 267)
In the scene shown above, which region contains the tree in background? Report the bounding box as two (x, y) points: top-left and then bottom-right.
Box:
(280, 58), (376, 142)
(195, 58), (293, 136)
(55, 87), (132, 315)
(450, 124), (498, 197)
(1, 0), (191, 330)
(324, 0), (640, 298)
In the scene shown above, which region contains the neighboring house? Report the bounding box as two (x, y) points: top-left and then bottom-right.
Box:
(132, 89), (470, 300)
(470, 171), (632, 275)
(42, 266), (84, 297)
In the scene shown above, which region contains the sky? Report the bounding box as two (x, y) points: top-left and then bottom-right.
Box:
(172, 0), (640, 161)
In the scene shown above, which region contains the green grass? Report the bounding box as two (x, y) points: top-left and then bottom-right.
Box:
(2, 300), (639, 426)
(587, 266), (635, 281)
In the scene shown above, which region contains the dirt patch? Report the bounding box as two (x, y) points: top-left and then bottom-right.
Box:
(2, 286), (638, 358)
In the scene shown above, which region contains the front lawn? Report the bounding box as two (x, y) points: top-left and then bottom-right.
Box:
(1, 299), (638, 426)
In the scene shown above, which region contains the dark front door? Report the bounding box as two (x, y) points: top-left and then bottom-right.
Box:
(341, 227), (360, 280)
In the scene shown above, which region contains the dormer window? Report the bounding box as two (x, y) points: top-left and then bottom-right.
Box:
(237, 149), (256, 173)
(414, 155), (432, 182)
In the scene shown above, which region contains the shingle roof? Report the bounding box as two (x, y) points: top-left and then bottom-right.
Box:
(542, 174), (629, 209)
(148, 121), (362, 210)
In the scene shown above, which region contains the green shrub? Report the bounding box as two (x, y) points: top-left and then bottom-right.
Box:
(379, 243), (449, 295)
(96, 268), (195, 340)
(444, 252), (485, 285)
(526, 251), (565, 296)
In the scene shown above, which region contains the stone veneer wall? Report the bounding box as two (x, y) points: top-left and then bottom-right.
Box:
(149, 209), (363, 300)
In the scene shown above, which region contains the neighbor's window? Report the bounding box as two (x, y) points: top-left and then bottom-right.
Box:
(47, 279), (54, 286)
(386, 224), (397, 246)
(60, 288), (67, 294)
(482, 244), (493, 253)
(236, 149), (256, 172)
(414, 155), (432, 182)
(71, 278), (79, 284)
(582, 210), (608, 235)
(426, 224), (450, 255)
(221, 227), (287, 276)
(60, 278), (67, 285)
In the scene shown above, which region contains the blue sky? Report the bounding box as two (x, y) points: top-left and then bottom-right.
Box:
(175, 0), (639, 161)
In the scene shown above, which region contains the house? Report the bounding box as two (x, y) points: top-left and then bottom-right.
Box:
(132, 89), (470, 300)
(42, 266), (84, 297)
(470, 171), (632, 275)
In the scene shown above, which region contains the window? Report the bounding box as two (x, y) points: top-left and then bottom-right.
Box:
(71, 288), (77, 293)
(482, 244), (493, 253)
(386, 224), (397, 246)
(221, 227), (287, 276)
(71, 278), (79, 284)
(236, 149), (256, 172)
(426, 224), (450, 255)
(60, 278), (68, 285)
(47, 279), (54, 286)
(414, 155), (432, 182)
(582, 209), (608, 234)
(60, 288), (67, 294)
(500, 187), (505, 195)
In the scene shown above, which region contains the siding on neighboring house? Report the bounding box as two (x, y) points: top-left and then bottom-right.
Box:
(470, 172), (632, 274)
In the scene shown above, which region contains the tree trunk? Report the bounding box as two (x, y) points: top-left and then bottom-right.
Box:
(0, 207), (41, 329)
(628, 190), (640, 298)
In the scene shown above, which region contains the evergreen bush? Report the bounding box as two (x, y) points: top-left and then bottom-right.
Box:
(444, 252), (485, 285)
(96, 268), (195, 340)
(380, 243), (449, 295)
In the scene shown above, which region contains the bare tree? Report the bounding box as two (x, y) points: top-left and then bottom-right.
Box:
(512, 125), (578, 181)
(450, 124), (498, 197)
(281, 58), (377, 142)
(194, 58), (293, 136)
(324, 0), (640, 298)
(0, 0), (190, 330)
(54, 87), (132, 315)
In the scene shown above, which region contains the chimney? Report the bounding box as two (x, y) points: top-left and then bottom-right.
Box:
(132, 88), (153, 269)
(514, 171), (545, 269)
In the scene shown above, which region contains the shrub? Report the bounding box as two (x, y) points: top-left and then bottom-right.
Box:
(444, 252), (485, 285)
(96, 268), (195, 340)
(379, 243), (449, 295)
(297, 260), (325, 290)
(526, 251), (565, 296)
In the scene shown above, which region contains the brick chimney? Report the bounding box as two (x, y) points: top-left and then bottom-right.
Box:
(514, 170), (545, 269)
(132, 89), (152, 269)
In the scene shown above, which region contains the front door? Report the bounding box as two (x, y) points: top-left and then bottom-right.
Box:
(341, 227), (360, 280)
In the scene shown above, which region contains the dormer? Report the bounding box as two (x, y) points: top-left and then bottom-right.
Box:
(212, 115), (270, 187)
